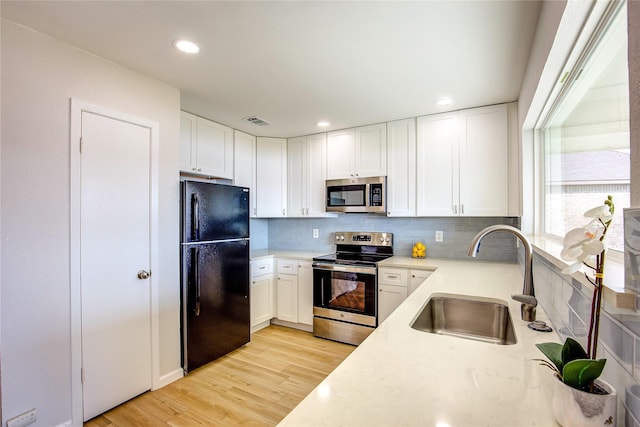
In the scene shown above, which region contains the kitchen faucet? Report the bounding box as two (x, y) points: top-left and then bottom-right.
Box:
(466, 225), (537, 322)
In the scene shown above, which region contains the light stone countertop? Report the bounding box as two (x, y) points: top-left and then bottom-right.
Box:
(250, 249), (328, 261)
(278, 257), (560, 426)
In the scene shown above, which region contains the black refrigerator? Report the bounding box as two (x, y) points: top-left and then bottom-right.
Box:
(180, 180), (250, 373)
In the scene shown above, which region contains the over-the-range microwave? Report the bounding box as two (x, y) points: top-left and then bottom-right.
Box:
(325, 176), (386, 214)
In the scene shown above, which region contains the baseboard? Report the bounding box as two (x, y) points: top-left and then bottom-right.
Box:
(270, 318), (313, 333)
(251, 319), (271, 334)
(153, 367), (184, 390)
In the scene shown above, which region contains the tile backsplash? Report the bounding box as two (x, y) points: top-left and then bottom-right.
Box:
(533, 254), (640, 426)
(254, 215), (520, 261)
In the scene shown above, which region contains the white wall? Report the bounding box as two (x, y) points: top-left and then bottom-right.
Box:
(0, 20), (181, 426)
(630, 0), (640, 207)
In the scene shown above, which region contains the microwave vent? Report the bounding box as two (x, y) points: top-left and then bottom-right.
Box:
(243, 116), (270, 126)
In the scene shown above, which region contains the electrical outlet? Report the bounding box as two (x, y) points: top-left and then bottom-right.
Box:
(435, 231), (444, 242)
(6, 408), (36, 427)
(313, 229), (319, 239)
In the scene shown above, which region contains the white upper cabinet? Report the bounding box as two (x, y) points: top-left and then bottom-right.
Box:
(180, 112), (196, 172)
(326, 128), (355, 179)
(416, 112), (459, 216)
(458, 104), (509, 216)
(327, 123), (387, 179)
(416, 104), (510, 217)
(287, 133), (332, 217)
(179, 111), (234, 179)
(256, 137), (287, 217)
(233, 130), (257, 217)
(386, 118), (416, 216)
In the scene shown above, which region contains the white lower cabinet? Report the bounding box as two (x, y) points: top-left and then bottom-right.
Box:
(378, 267), (409, 324)
(251, 258), (274, 332)
(298, 261), (314, 325)
(378, 266), (433, 324)
(378, 284), (408, 324)
(409, 269), (433, 295)
(275, 258), (313, 326)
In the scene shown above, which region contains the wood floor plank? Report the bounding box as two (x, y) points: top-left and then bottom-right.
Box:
(84, 325), (354, 426)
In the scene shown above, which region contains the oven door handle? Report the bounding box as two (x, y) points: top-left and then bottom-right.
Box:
(312, 262), (377, 275)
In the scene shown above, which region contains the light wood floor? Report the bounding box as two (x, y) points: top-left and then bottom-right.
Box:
(85, 325), (355, 426)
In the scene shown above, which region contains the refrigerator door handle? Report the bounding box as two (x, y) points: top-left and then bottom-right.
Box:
(194, 247), (201, 316)
(192, 193), (200, 241)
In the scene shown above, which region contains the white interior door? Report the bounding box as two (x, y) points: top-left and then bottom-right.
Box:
(80, 111), (152, 420)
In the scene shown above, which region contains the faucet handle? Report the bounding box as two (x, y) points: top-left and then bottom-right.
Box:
(512, 294), (537, 322)
(511, 294), (537, 307)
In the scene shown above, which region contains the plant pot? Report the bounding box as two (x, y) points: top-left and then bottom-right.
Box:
(552, 377), (617, 426)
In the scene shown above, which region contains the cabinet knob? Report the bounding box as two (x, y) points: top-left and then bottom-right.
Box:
(197, 168), (201, 172)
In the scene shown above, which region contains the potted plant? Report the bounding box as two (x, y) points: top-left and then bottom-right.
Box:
(536, 196), (616, 426)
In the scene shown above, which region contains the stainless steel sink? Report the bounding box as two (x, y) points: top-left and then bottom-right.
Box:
(410, 293), (517, 345)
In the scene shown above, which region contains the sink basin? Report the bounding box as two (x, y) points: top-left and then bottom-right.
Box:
(410, 293), (517, 345)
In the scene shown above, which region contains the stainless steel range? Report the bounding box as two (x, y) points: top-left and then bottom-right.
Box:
(312, 231), (393, 345)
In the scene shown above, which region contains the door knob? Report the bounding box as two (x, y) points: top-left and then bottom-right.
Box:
(137, 270), (151, 280)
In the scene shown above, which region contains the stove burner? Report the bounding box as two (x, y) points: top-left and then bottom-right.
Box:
(313, 252), (392, 266)
(313, 231), (394, 267)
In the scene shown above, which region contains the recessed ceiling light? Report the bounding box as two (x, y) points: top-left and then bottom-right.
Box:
(173, 39), (200, 54)
(317, 121), (330, 127)
(435, 97), (453, 106)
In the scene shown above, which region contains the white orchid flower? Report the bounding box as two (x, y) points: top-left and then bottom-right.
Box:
(560, 218), (606, 274)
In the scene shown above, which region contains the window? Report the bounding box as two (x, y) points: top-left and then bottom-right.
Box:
(541, 3), (629, 251)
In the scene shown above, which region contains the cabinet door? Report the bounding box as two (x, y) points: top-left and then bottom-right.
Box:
(179, 112), (197, 172)
(416, 112), (459, 216)
(306, 133), (328, 216)
(355, 123), (387, 178)
(196, 118), (234, 179)
(409, 270), (433, 295)
(459, 104), (509, 216)
(287, 136), (306, 217)
(276, 274), (298, 323)
(378, 284), (408, 324)
(251, 275), (273, 326)
(297, 261), (314, 325)
(234, 130), (256, 216)
(386, 119), (416, 216)
(326, 128), (356, 179)
(256, 137), (287, 217)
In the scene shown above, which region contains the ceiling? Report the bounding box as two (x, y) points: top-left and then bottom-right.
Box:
(1, 1), (542, 138)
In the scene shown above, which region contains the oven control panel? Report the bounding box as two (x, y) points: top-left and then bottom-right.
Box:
(334, 232), (393, 247)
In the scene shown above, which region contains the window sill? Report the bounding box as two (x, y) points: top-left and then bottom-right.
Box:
(530, 234), (637, 311)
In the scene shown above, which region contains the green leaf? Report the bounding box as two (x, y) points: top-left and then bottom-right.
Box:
(536, 342), (563, 371)
(562, 359), (606, 389)
(561, 337), (588, 365)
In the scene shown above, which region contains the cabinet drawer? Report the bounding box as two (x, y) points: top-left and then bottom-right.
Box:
(277, 258), (298, 275)
(251, 258), (273, 278)
(378, 268), (408, 286)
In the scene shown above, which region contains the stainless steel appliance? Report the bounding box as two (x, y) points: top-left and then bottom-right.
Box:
(312, 232), (393, 345)
(180, 180), (250, 373)
(325, 176), (386, 213)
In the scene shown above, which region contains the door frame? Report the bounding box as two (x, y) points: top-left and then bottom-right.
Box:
(69, 99), (160, 423)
